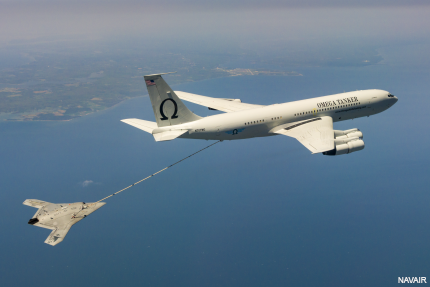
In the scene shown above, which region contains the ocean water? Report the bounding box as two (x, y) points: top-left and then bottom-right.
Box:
(1, 60), (430, 286)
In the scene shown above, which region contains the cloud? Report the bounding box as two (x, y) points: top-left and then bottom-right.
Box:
(81, 180), (94, 187)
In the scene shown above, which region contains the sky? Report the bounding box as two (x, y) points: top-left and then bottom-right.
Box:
(1, 0), (429, 49)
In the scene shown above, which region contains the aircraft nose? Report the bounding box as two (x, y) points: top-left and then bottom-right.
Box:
(387, 93), (398, 105)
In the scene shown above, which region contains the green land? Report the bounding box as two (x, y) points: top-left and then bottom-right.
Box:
(0, 39), (381, 121)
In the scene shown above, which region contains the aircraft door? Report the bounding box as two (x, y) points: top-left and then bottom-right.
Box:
(312, 108), (318, 117)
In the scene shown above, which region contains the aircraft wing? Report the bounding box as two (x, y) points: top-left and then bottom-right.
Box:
(23, 199), (49, 208)
(44, 224), (72, 246)
(272, 116), (334, 154)
(175, 91), (264, 113)
(42, 202), (106, 246)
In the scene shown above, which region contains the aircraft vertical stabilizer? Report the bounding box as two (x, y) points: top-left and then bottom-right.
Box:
(144, 73), (201, 127)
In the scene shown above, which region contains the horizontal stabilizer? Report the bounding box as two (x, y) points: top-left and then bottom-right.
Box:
(153, 130), (188, 142)
(121, 119), (158, 134)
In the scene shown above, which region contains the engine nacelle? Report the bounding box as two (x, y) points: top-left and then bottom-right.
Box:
(323, 138), (365, 156)
(334, 128), (363, 139)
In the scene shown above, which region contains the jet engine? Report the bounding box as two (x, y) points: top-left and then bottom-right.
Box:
(323, 129), (365, 156)
(334, 128), (363, 139)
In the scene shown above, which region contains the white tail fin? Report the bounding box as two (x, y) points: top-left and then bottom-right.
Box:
(144, 73), (201, 127)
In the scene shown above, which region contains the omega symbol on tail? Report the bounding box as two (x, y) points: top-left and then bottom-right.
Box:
(159, 98), (179, 121)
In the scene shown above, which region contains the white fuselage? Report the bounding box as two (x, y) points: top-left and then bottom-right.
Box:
(154, 89), (397, 141)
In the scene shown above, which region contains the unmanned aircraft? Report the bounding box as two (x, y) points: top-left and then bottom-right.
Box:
(24, 199), (105, 246)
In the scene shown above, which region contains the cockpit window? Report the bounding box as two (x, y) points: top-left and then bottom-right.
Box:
(388, 93), (395, 98)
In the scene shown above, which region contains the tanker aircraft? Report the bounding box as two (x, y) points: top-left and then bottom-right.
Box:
(122, 73), (398, 156)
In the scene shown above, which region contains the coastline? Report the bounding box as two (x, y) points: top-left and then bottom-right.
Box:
(1, 95), (147, 122)
(1, 72), (302, 122)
